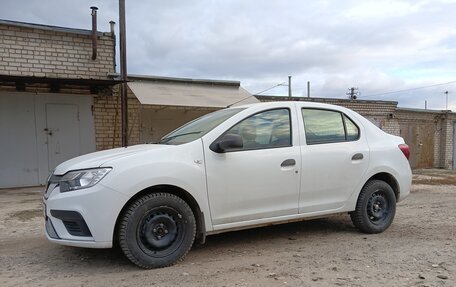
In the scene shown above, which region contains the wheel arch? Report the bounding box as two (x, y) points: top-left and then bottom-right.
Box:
(113, 184), (206, 246)
(366, 172), (400, 202)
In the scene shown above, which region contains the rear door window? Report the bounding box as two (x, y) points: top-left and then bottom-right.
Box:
(302, 109), (359, 145)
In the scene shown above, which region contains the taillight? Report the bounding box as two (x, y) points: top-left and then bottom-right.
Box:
(399, 144), (410, 160)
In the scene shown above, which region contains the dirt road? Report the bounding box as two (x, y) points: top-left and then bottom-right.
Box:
(1, 169), (455, 286)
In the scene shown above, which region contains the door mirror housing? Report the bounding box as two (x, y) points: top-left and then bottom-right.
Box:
(210, 133), (243, 153)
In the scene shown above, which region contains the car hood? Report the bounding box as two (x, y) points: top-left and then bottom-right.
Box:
(54, 144), (173, 175)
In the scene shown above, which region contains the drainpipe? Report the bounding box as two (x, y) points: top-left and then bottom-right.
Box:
(109, 20), (116, 71)
(119, 0), (128, 146)
(90, 6), (98, 60)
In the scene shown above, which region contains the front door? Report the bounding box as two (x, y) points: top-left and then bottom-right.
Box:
(205, 108), (301, 226)
(46, 104), (81, 171)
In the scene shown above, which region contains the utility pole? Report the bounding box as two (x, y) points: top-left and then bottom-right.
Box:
(445, 91), (449, 110)
(119, 0), (128, 147)
(425, 100), (427, 110)
(307, 81), (310, 98)
(347, 87), (359, 100)
(288, 76), (292, 97)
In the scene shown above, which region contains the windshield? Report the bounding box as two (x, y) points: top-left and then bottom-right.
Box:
(158, 108), (245, 145)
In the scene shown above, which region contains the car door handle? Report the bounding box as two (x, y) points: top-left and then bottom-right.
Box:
(352, 153), (364, 161)
(281, 159), (296, 167)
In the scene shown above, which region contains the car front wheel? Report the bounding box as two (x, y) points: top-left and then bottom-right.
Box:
(350, 180), (396, 234)
(118, 192), (196, 269)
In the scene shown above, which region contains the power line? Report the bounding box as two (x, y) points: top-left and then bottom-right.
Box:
(362, 80), (456, 98)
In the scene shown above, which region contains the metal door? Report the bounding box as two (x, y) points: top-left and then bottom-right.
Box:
(400, 123), (435, 169)
(0, 93), (39, 187)
(45, 104), (81, 171)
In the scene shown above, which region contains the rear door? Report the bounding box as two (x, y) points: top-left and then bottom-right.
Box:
(298, 107), (370, 213)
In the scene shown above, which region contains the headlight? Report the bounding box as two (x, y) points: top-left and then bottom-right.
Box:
(60, 168), (112, 192)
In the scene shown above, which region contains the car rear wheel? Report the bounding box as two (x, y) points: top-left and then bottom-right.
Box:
(118, 193), (196, 269)
(350, 180), (396, 234)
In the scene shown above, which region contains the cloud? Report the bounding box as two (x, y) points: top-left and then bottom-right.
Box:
(0, 0), (455, 109)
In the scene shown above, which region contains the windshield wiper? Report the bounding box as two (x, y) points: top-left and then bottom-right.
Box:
(158, 131), (204, 144)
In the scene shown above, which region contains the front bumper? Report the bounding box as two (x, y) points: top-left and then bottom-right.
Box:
(43, 182), (129, 248)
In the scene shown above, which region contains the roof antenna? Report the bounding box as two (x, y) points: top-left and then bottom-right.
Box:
(226, 94), (256, 108)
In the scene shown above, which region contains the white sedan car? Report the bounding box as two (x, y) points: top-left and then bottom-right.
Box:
(43, 101), (411, 268)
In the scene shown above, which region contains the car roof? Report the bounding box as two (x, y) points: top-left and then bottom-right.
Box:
(234, 101), (351, 112)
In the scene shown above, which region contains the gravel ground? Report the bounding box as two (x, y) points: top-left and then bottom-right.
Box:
(0, 169), (455, 287)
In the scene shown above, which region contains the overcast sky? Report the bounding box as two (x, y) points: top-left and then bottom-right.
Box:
(1, 0), (455, 109)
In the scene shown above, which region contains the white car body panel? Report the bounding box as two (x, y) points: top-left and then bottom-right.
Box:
(53, 144), (163, 174)
(205, 145), (301, 225)
(43, 101), (412, 248)
(45, 182), (129, 247)
(101, 140), (212, 233)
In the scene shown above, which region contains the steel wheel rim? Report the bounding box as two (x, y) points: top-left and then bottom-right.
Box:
(137, 206), (185, 258)
(367, 190), (390, 225)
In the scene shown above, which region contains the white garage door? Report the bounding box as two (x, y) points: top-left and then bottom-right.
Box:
(0, 92), (96, 188)
(0, 94), (39, 186)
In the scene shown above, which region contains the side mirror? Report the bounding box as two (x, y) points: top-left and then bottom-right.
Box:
(210, 133), (243, 153)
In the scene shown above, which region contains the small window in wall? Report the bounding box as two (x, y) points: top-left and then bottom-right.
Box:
(225, 108), (291, 150)
(302, 109), (359, 144)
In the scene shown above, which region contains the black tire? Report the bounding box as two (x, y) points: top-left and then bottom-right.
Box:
(118, 193), (196, 269)
(350, 180), (396, 234)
